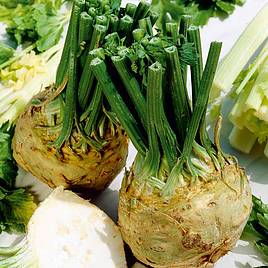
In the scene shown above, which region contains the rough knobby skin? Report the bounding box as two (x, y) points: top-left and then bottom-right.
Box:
(12, 91), (128, 193)
(119, 161), (252, 268)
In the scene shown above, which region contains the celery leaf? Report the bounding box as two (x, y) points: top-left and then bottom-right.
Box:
(0, 123), (37, 234)
(0, 1), (68, 52)
(151, 0), (246, 27)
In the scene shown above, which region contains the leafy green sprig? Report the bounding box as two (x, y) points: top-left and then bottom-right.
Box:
(0, 123), (36, 234)
(151, 0), (245, 28)
(0, 0), (70, 52)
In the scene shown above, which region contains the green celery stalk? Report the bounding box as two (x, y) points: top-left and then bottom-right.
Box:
(90, 57), (147, 156)
(162, 41), (222, 197)
(78, 25), (107, 110)
(147, 62), (178, 171)
(78, 12), (93, 44)
(165, 45), (191, 143)
(125, 3), (137, 18)
(211, 3), (268, 100)
(229, 126), (257, 154)
(235, 43), (268, 95)
(228, 45), (268, 155)
(111, 55), (147, 129)
(141, 62), (162, 178)
(53, 2), (82, 148)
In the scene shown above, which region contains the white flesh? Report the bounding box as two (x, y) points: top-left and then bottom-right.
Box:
(28, 187), (127, 268)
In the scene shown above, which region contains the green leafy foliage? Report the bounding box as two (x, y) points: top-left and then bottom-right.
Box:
(0, 42), (14, 65)
(0, 5), (22, 24)
(243, 196), (268, 261)
(0, 123), (37, 234)
(120, 37), (197, 75)
(0, 0), (32, 9)
(35, 0), (68, 10)
(0, 0), (66, 9)
(0, 0), (69, 52)
(0, 123), (17, 188)
(151, 0), (245, 27)
(0, 187), (37, 233)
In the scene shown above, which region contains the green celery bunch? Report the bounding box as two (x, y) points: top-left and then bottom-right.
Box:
(211, 3), (268, 100)
(228, 42), (268, 156)
(0, 122), (36, 233)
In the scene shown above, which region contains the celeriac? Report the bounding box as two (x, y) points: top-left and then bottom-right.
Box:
(0, 187), (127, 268)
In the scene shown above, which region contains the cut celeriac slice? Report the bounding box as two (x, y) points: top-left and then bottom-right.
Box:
(0, 187), (127, 268)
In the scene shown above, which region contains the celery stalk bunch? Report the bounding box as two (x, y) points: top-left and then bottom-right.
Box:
(228, 43), (268, 156)
(0, 44), (63, 126)
(210, 3), (268, 156)
(211, 3), (268, 101)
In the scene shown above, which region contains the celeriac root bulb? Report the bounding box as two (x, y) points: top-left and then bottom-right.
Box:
(12, 0), (130, 193)
(0, 187), (127, 268)
(12, 90), (128, 193)
(119, 158), (251, 268)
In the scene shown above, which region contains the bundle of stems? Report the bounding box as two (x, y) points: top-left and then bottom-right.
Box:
(51, 0), (159, 151)
(90, 19), (224, 191)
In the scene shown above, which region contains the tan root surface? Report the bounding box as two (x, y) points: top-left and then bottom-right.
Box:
(119, 161), (252, 268)
(13, 90), (128, 193)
